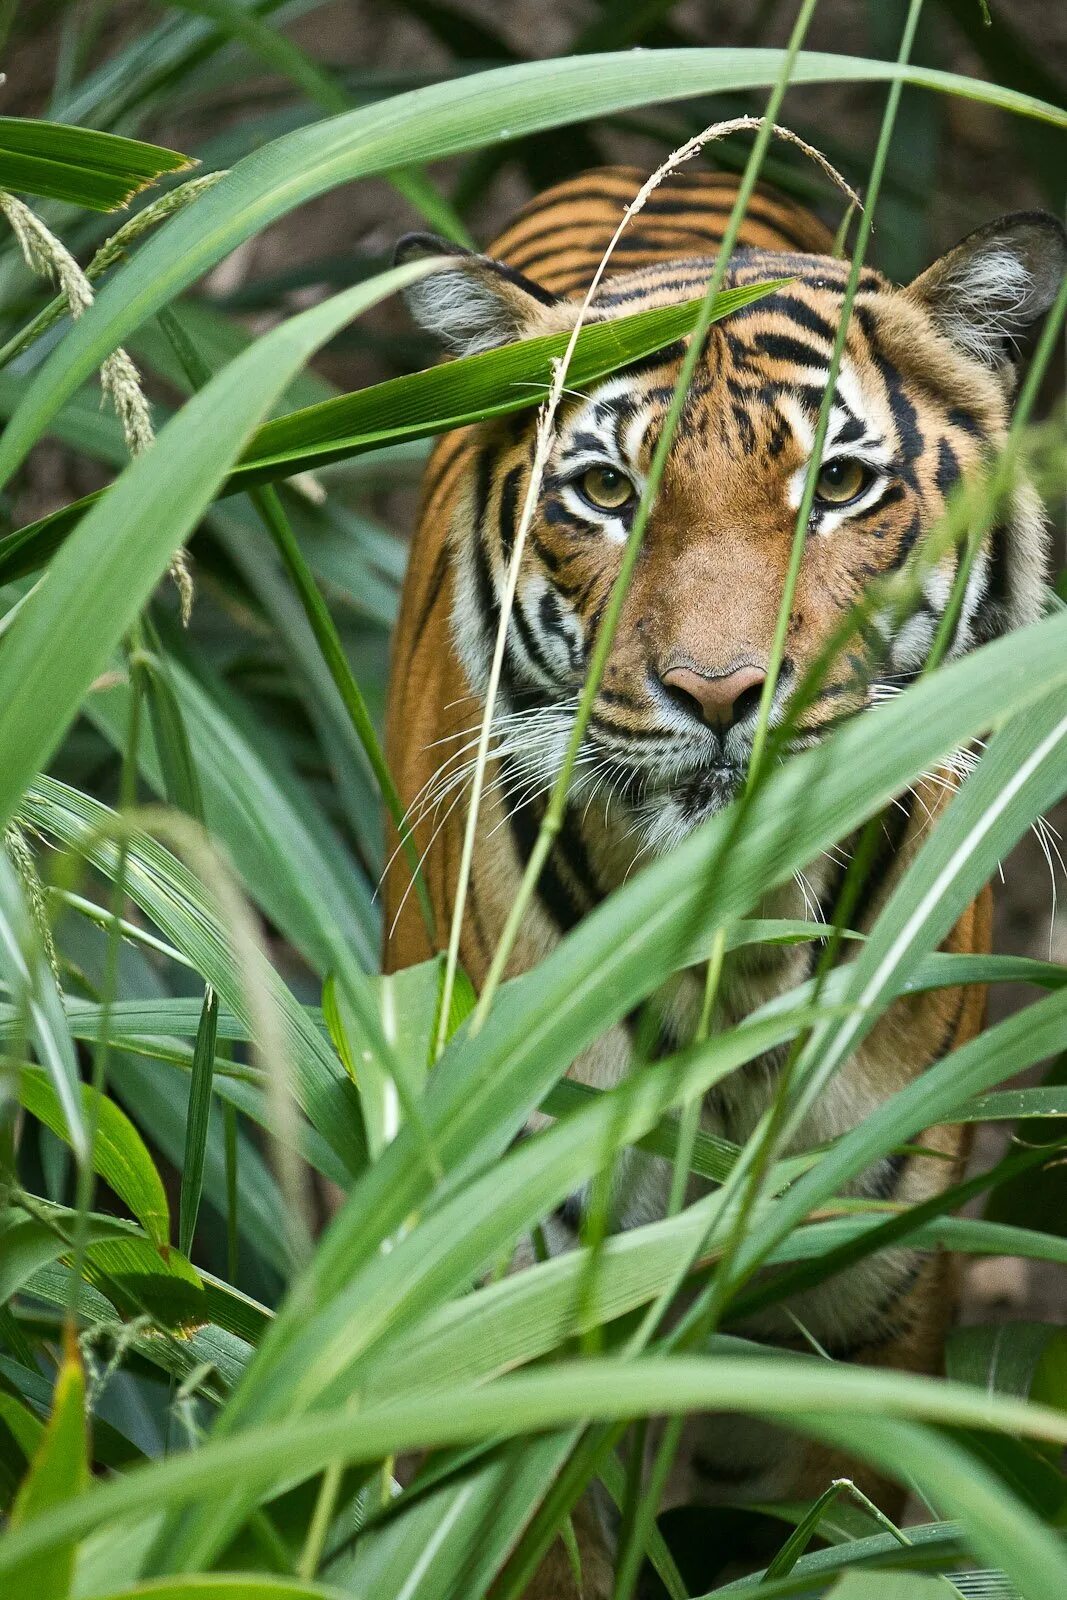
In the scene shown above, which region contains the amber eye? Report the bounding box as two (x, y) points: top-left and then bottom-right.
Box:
(814, 457), (872, 506)
(577, 464), (635, 512)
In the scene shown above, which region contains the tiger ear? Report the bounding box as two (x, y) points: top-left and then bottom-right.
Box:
(394, 232), (570, 356)
(905, 211), (1066, 369)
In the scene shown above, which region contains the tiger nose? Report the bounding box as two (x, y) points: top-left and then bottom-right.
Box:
(660, 664), (767, 732)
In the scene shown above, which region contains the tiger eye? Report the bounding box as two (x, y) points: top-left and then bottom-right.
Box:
(579, 464), (635, 512)
(814, 457), (870, 506)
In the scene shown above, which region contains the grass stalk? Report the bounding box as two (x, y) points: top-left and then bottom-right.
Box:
(612, 7), (926, 1582)
(65, 645), (141, 1328)
(468, 3), (836, 1035)
(692, 0), (927, 1328)
(496, 5), (836, 1585)
(746, 0), (925, 787)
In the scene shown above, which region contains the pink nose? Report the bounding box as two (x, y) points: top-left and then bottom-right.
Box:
(660, 664), (767, 732)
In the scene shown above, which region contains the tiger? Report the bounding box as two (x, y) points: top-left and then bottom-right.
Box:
(382, 164), (1066, 1594)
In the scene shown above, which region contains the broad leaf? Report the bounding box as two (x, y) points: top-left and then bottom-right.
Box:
(17, 1066), (169, 1247)
(0, 285), (780, 584)
(0, 118), (192, 210)
(7, 1350), (88, 1599)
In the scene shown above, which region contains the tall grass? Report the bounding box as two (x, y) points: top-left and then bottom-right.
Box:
(0, 4), (1065, 1599)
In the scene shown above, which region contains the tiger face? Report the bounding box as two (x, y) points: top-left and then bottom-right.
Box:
(399, 212), (1064, 852)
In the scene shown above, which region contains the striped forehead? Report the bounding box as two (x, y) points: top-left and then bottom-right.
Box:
(556, 343), (891, 473)
(777, 354), (893, 452)
(557, 373), (649, 465)
(550, 257), (910, 477)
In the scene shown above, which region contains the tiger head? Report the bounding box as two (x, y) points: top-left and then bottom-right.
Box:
(398, 211), (1065, 850)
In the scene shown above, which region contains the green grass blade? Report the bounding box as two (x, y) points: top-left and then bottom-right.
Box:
(85, 1582), (354, 1599)
(293, 614), (1067, 1315)
(20, 777), (364, 1178)
(0, 117), (192, 210)
(108, 1049), (295, 1280)
(7, 1348), (87, 1599)
(178, 986), (219, 1259)
(0, 849), (87, 1164)
(0, 1213), (136, 1307)
(777, 689), (1067, 1165)
(793, 1413), (1066, 1600)
(947, 1323), (1067, 1410)
(951, 1088), (1067, 1122)
(87, 660), (379, 974)
(710, 1522), (965, 1598)
(135, 634), (206, 822)
(17, 1066), (169, 1248)
(229, 283), (780, 485)
(823, 1570), (982, 1596)
(733, 987), (1067, 1289)
(8, 1359), (1067, 1586)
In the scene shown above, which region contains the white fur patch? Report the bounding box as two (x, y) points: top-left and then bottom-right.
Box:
(939, 248), (1035, 365)
(405, 265), (520, 355)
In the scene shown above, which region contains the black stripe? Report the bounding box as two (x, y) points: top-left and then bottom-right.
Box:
(507, 195), (821, 276)
(501, 766), (584, 932)
(530, 528), (565, 573)
(611, 339), (687, 381)
(819, 1256), (925, 1360)
(501, 177), (745, 234)
(597, 685), (646, 710)
(498, 463), (523, 563)
(968, 520), (1009, 643)
(510, 590), (563, 686)
(569, 430), (607, 456)
(947, 404), (984, 440)
(732, 402), (757, 453)
(500, 760), (604, 931)
(507, 227), (666, 272)
(593, 393), (638, 429)
(886, 509), (922, 573)
(856, 307), (924, 470)
(542, 496), (589, 531)
(753, 330), (831, 367)
(557, 806), (604, 910)
(594, 272), (714, 307)
(765, 410), (791, 458)
(850, 795), (913, 929)
(862, 1152), (908, 1200)
(538, 586), (569, 648)
(471, 448), (499, 631)
(589, 711), (666, 743)
(935, 436), (960, 498)
(633, 193), (823, 251)
(480, 254), (558, 305)
(727, 291), (838, 344)
(412, 542), (451, 641)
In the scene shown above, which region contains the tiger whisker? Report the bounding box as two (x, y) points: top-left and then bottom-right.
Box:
(386, 780), (472, 933)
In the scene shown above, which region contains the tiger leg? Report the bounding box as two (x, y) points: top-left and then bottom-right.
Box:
(678, 1246), (959, 1530)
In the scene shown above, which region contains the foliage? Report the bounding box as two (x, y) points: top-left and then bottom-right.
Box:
(0, 4), (1064, 1599)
